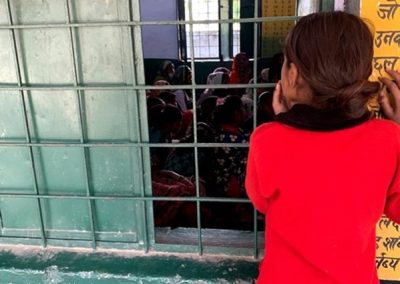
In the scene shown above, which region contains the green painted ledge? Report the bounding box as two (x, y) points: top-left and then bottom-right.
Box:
(1, 246), (399, 283)
(0, 246), (258, 283)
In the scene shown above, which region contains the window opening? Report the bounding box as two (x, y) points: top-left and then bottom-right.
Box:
(182, 0), (241, 60)
(185, 0), (220, 59)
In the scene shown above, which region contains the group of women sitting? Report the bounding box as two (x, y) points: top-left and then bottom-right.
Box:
(147, 53), (278, 229)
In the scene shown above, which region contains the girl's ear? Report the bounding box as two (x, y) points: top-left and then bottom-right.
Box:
(288, 62), (299, 87)
(289, 63), (313, 104)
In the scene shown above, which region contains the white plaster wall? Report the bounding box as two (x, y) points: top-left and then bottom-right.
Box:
(298, 0), (346, 15)
(335, 0), (345, 11)
(297, 0), (318, 16)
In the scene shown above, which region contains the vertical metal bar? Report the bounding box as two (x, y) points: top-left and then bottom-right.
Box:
(235, 0), (240, 56)
(252, 0), (259, 259)
(187, 0), (203, 255)
(65, 0), (97, 250)
(321, 0), (335, 11)
(177, 0), (187, 60)
(218, 0), (221, 57)
(220, 0), (231, 59)
(129, 0), (150, 253)
(4, 0), (47, 247)
(0, 209), (4, 233)
(228, 0), (233, 58)
(252, 0), (259, 131)
(207, 1), (211, 56)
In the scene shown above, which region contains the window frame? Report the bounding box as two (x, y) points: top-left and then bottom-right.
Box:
(179, 0), (241, 61)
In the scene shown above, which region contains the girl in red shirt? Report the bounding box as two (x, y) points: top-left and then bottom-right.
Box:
(246, 11), (400, 283)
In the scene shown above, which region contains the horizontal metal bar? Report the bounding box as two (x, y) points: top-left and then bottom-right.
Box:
(0, 142), (250, 148)
(0, 193), (250, 203)
(0, 237), (141, 249)
(0, 83), (276, 91)
(0, 234), (139, 244)
(0, 16), (300, 30)
(153, 243), (259, 257)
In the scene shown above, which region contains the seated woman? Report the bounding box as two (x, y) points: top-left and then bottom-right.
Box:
(147, 79), (170, 99)
(256, 91), (274, 124)
(203, 95), (253, 229)
(164, 96), (218, 179)
(153, 60), (175, 84)
(212, 95), (250, 197)
(243, 68), (270, 100)
(197, 71), (229, 106)
(229, 52), (251, 96)
(158, 91), (177, 107)
(152, 170), (208, 228)
(148, 104), (182, 170)
(172, 65), (193, 112)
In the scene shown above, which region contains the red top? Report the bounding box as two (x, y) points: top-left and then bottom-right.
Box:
(246, 119), (400, 284)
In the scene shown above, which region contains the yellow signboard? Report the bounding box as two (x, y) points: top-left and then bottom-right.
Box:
(376, 217), (400, 279)
(261, 0), (296, 57)
(360, 0), (400, 280)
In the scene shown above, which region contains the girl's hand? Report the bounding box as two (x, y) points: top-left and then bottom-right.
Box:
(272, 81), (289, 115)
(379, 69), (400, 124)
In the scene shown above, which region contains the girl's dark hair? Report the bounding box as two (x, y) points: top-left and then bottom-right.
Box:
(172, 65), (191, 85)
(161, 105), (182, 124)
(159, 91), (176, 105)
(213, 73), (230, 98)
(149, 104), (182, 128)
(215, 95), (243, 124)
(284, 11), (380, 119)
(200, 96), (218, 117)
(160, 60), (173, 76)
(147, 97), (165, 110)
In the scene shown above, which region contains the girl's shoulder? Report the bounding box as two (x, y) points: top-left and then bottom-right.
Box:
(251, 121), (286, 137)
(368, 117), (400, 129)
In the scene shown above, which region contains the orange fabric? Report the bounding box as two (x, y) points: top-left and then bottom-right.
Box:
(229, 53), (250, 85)
(246, 119), (400, 284)
(176, 110), (193, 139)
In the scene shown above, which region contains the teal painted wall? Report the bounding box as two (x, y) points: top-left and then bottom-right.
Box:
(0, 0), (152, 248)
(0, 248), (258, 283)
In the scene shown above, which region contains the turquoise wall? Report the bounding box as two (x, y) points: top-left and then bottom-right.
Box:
(0, 0), (152, 249)
(0, 248), (258, 283)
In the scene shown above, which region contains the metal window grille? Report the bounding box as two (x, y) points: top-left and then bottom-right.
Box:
(0, 0), (332, 258)
(232, 0), (241, 56)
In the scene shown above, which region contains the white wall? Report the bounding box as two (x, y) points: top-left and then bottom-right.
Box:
(298, 0), (346, 15)
(140, 0), (179, 59)
(297, 0), (318, 16)
(335, 0), (345, 11)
